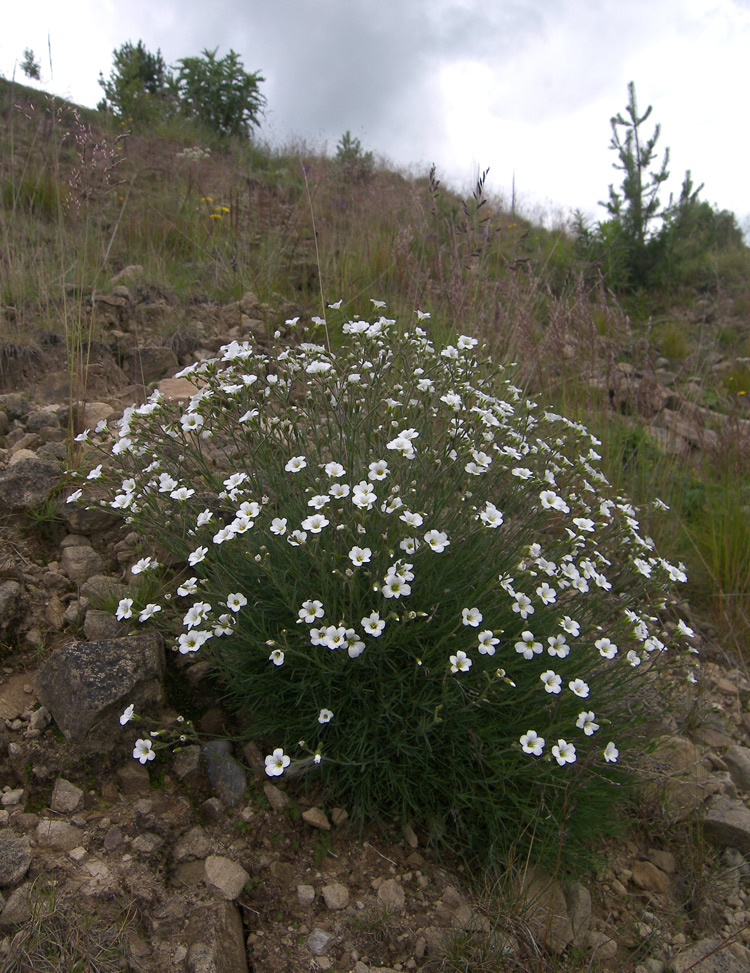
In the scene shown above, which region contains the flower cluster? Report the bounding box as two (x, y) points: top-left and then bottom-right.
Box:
(71, 305), (696, 863)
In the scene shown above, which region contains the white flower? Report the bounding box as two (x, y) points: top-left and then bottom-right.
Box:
(368, 460), (389, 480)
(178, 630), (212, 654)
(386, 435), (416, 459)
(424, 530), (450, 552)
(512, 593), (534, 619)
(86, 464), (103, 480)
(265, 748), (290, 777)
(352, 481), (377, 509)
(457, 334), (478, 349)
(362, 611), (385, 636)
(450, 650), (472, 673)
(197, 509), (213, 527)
(461, 607), (483, 627)
(346, 633), (366, 658)
(138, 603), (161, 622)
(547, 634), (570, 659)
(400, 510), (424, 527)
(324, 462), (346, 478)
(477, 630), (499, 655)
(183, 601), (211, 628)
(560, 616), (580, 637)
(287, 530), (308, 546)
(301, 513), (329, 533)
(226, 592), (247, 612)
(299, 599), (324, 623)
(131, 556), (157, 575)
(119, 704), (135, 726)
(572, 517), (595, 533)
(382, 576), (411, 598)
(212, 527), (235, 545)
(116, 598), (133, 621)
(520, 730), (545, 755)
(515, 631), (543, 660)
(329, 483), (350, 499)
(540, 670), (562, 694)
(415, 309), (430, 320)
(349, 546), (372, 566)
(285, 455), (307, 473)
(270, 517), (287, 535)
(269, 649), (285, 666)
(576, 711), (600, 736)
(536, 583), (557, 605)
(170, 486), (195, 501)
(539, 490), (570, 514)
(626, 650), (642, 667)
(66, 489), (83, 504)
(158, 473), (178, 493)
(322, 626), (347, 650)
(133, 738), (156, 764)
(479, 502), (503, 528)
(603, 741), (619, 763)
(399, 537), (419, 554)
(181, 412), (204, 432)
(177, 578), (199, 597)
(677, 619), (695, 638)
(318, 708), (334, 724)
(511, 467), (533, 480)
(569, 678), (590, 698)
(308, 494), (330, 510)
(188, 546), (208, 566)
(595, 638), (618, 659)
(551, 740), (577, 766)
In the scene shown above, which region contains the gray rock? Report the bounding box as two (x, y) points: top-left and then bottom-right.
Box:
(302, 806), (330, 830)
(26, 407), (62, 431)
(61, 500), (120, 534)
(0, 394), (31, 420)
(35, 819), (84, 851)
(116, 762), (150, 796)
(307, 928), (336, 956)
(50, 777), (83, 813)
(703, 796), (750, 854)
(520, 868), (573, 954)
(263, 783), (289, 810)
(83, 609), (121, 641)
(0, 832), (31, 886)
(174, 745), (202, 780)
(723, 746), (750, 795)
(631, 860), (670, 893)
(0, 581), (22, 627)
(174, 826), (212, 862)
(564, 881), (591, 948)
(377, 878), (405, 913)
(183, 901), (249, 973)
(201, 740), (247, 807)
(36, 633), (164, 743)
(297, 884), (315, 907)
(0, 884), (31, 926)
(322, 882), (349, 910)
(588, 930), (617, 960)
(670, 938), (748, 972)
(204, 855), (249, 900)
(0, 453), (62, 511)
(61, 545), (105, 584)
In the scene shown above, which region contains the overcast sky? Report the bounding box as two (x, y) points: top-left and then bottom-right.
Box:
(3, 0), (749, 229)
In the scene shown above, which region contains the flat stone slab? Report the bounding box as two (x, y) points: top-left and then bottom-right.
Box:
(35, 634), (164, 743)
(703, 796), (750, 855)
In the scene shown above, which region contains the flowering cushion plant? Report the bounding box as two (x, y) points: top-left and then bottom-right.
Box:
(71, 308), (696, 865)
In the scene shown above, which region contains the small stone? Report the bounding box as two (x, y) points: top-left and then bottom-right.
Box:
(174, 745), (202, 779)
(297, 884), (315, 907)
(201, 739), (247, 807)
(204, 855), (249, 900)
(403, 822), (419, 848)
(0, 832), (31, 886)
(302, 807), (330, 830)
(0, 885), (30, 926)
(322, 882), (349, 910)
(35, 819), (84, 851)
(269, 860), (295, 887)
(645, 848), (677, 874)
(377, 878), (405, 913)
(174, 826), (212, 862)
(631, 860), (670, 894)
(671, 938), (748, 972)
(263, 783), (289, 810)
(116, 762), (150, 796)
(103, 827), (123, 852)
(1, 789), (24, 807)
(307, 928), (336, 956)
(331, 807), (348, 827)
(587, 930), (617, 960)
(50, 777), (83, 813)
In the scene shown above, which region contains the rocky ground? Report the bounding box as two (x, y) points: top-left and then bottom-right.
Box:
(2, 275), (750, 972)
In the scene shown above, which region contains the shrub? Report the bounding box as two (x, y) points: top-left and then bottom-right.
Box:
(71, 308), (696, 867)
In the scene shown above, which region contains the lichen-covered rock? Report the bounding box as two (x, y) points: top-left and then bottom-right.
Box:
(35, 633), (164, 743)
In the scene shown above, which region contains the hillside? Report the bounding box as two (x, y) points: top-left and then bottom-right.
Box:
(2, 77), (750, 972)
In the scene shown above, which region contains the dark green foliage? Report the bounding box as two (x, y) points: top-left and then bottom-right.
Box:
(174, 48), (266, 139)
(335, 131), (375, 183)
(20, 49), (41, 81)
(97, 40), (172, 123)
